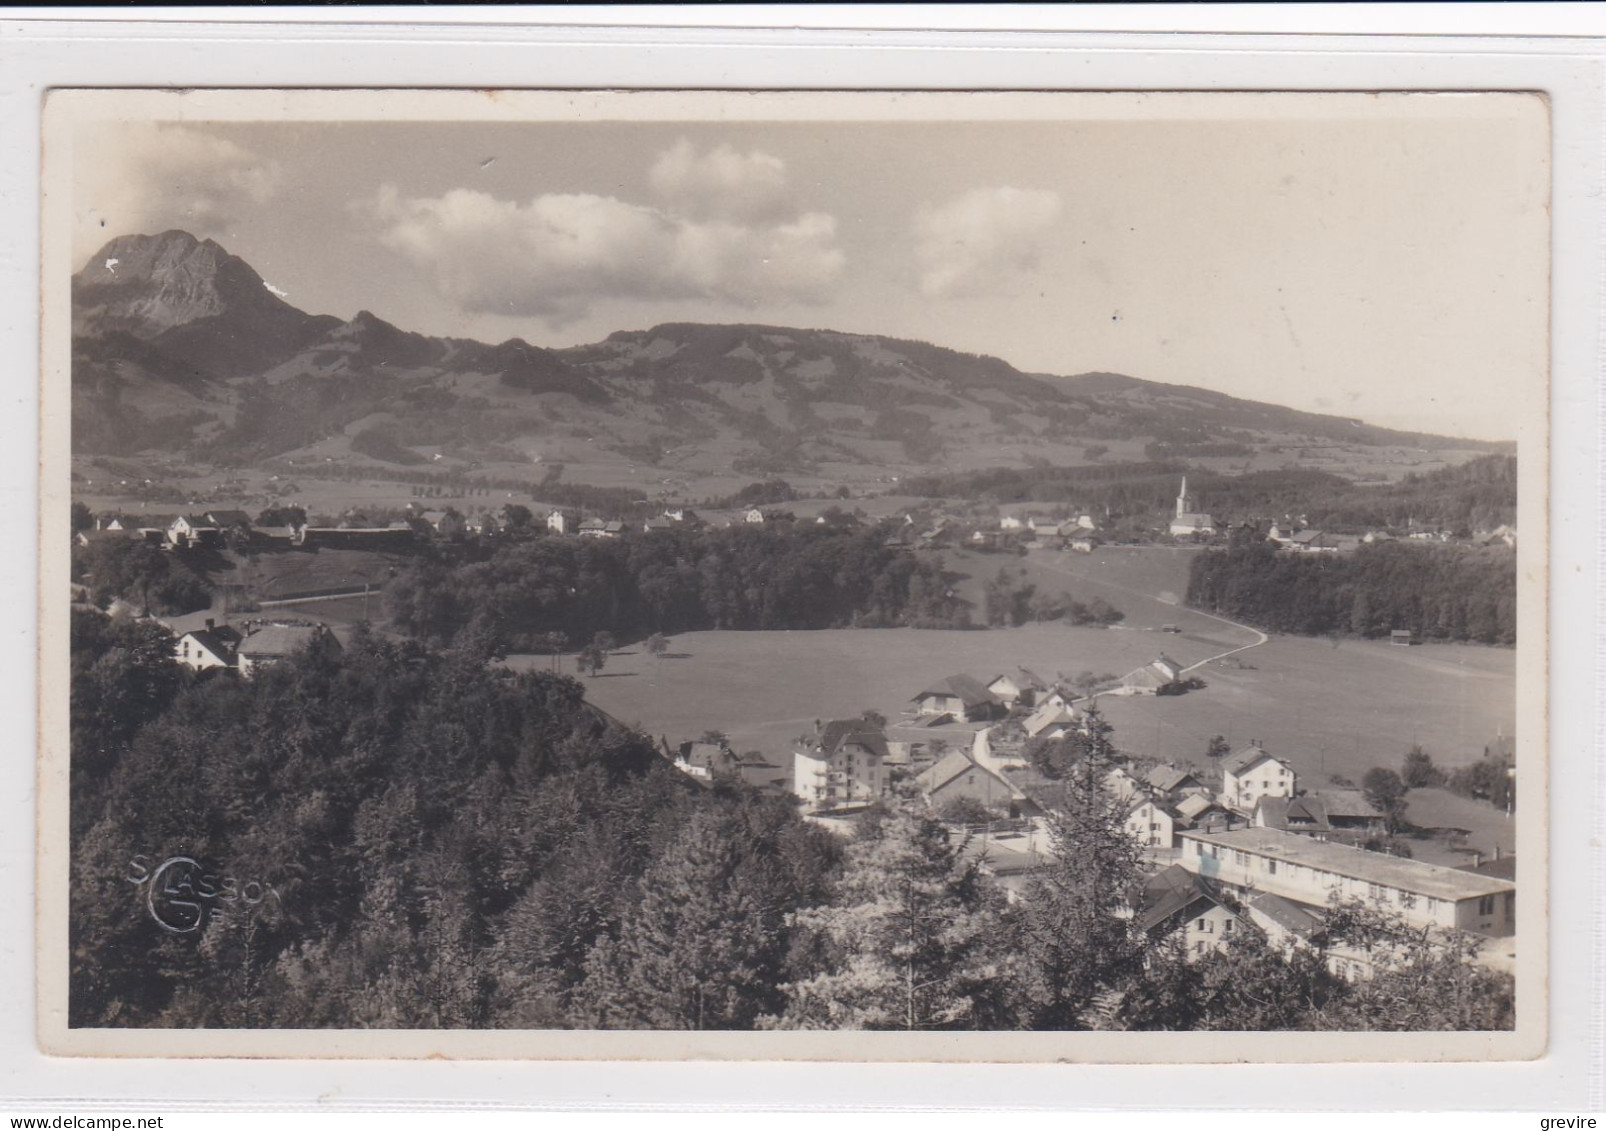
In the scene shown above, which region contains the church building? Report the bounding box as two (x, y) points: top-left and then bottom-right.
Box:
(1168, 476), (1216, 537)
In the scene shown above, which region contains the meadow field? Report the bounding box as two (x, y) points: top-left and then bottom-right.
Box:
(512, 618), (1513, 789)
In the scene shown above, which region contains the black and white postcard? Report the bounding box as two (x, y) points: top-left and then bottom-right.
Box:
(37, 88), (1548, 1061)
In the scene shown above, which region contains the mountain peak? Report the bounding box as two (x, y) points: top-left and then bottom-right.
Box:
(73, 229), (303, 341)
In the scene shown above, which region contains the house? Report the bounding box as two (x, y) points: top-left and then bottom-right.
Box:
(732, 749), (790, 794)
(1312, 790), (1387, 834)
(1144, 763), (1210, 801)
(95, 512), (133, 531)
(578, 517), (622, 538)
(1023, 701), (1080, 741)
(642, 516), (676, 533)
(884, 713), (984, 773)
(792, 719), (891, 810)
(174, 620), (243, 671)
(74, 528), (137, 548)
(911, 675), (1006, 722)
(915, 750), (1027, 818)
(1168, 477), (1216, 537)
(412, 509), (466, 538)
(1178, 826), (1516, 937)
(1132, 865), (1246, 959)
(998, 514), (1027, 532)
(1246, 892), (1324, 952)
(985, 669), (1048, 708)
(1222, 744), (1297, 814)
(1390, 629), (1414, 647)
(1255, 792), (1386, 840)
(204, 509), (252, 531)
(236, 623), (342, 678)
(167, 515), (221, 550)
(1123, 795), (1176, 850)
(1068, 536), (1098, 554)
(1117, 655), (1185, 696)
(1037, 687), (1079, 713)
(1174, 793), (1238, 834)
(1482, 524), (1517, 548)
(1104, 766), (1144, 803)
(1283, 528), (1331, 553)
(546, 508), (580, 535)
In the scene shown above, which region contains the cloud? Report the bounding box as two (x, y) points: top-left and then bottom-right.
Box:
(74, 124), (281, 259)
(913, 186), (1062, 299)
(648, 139), (791, 222)
(365, 162), (844, 325)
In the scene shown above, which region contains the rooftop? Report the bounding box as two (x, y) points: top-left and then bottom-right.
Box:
(1181, 827), (1516, 901)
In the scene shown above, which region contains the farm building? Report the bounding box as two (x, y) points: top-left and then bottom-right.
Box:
(1117, 655), (1184, 696)
(915, 751), (1028, 818)
(911, 674), (1006, 721)
(236, 622), (342, 678)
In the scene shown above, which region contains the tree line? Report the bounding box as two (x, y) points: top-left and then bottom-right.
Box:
(383, 524), (975, 650)
(1186, 541), (1516, 645)
(70, 620), (1512, 1031)
(902, 454), (1516, 535)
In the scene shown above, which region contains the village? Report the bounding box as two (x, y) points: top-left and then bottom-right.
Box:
(71, 473), (1518, 988)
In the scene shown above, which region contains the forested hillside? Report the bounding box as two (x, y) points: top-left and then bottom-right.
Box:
(1186, 540), (1517, 645)
(70, 610), (1513, 1031)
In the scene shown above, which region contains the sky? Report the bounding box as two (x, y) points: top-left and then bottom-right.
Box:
(68, 93), (1548, 441)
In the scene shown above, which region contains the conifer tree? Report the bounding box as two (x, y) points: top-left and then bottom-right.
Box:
(572, 808), (789, 1030)
(771, 791), (1013, 1031)
(1014, 704), (1146, 1028)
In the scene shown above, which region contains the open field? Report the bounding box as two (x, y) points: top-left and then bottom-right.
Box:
(1094, 633), (1513, 781)
(945, 544), (1206, 630)
(506, 623), (1210, 756)
(509, 616), (1512, 793)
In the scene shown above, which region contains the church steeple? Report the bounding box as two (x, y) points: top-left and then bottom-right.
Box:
(1177, 476), (1193, 517)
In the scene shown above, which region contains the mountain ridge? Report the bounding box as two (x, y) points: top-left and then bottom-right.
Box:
(70, 232), (1508, 479)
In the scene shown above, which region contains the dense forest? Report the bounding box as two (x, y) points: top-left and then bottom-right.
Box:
(70, 610), (1513, 1032)
(383, 523), (975, 649)
(904, 455), (1517, 534)
(1186, 540), (1517, 645)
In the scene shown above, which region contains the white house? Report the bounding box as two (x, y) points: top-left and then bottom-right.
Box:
(791, 719), (891, 811)
(1133, 865), (1246, 959)
(167, 514), (221, 549)
(174, 622), (243, 671)
(1124, 795), (1176, 850)
(1222, 744), (1297, 813)
(1023, 701), (1079, 740)
(1118, 654), (1185, 696)
(546, 508), (580, 535)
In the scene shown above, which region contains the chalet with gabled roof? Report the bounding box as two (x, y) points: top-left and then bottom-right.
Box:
(911, 674), (1006, 721)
